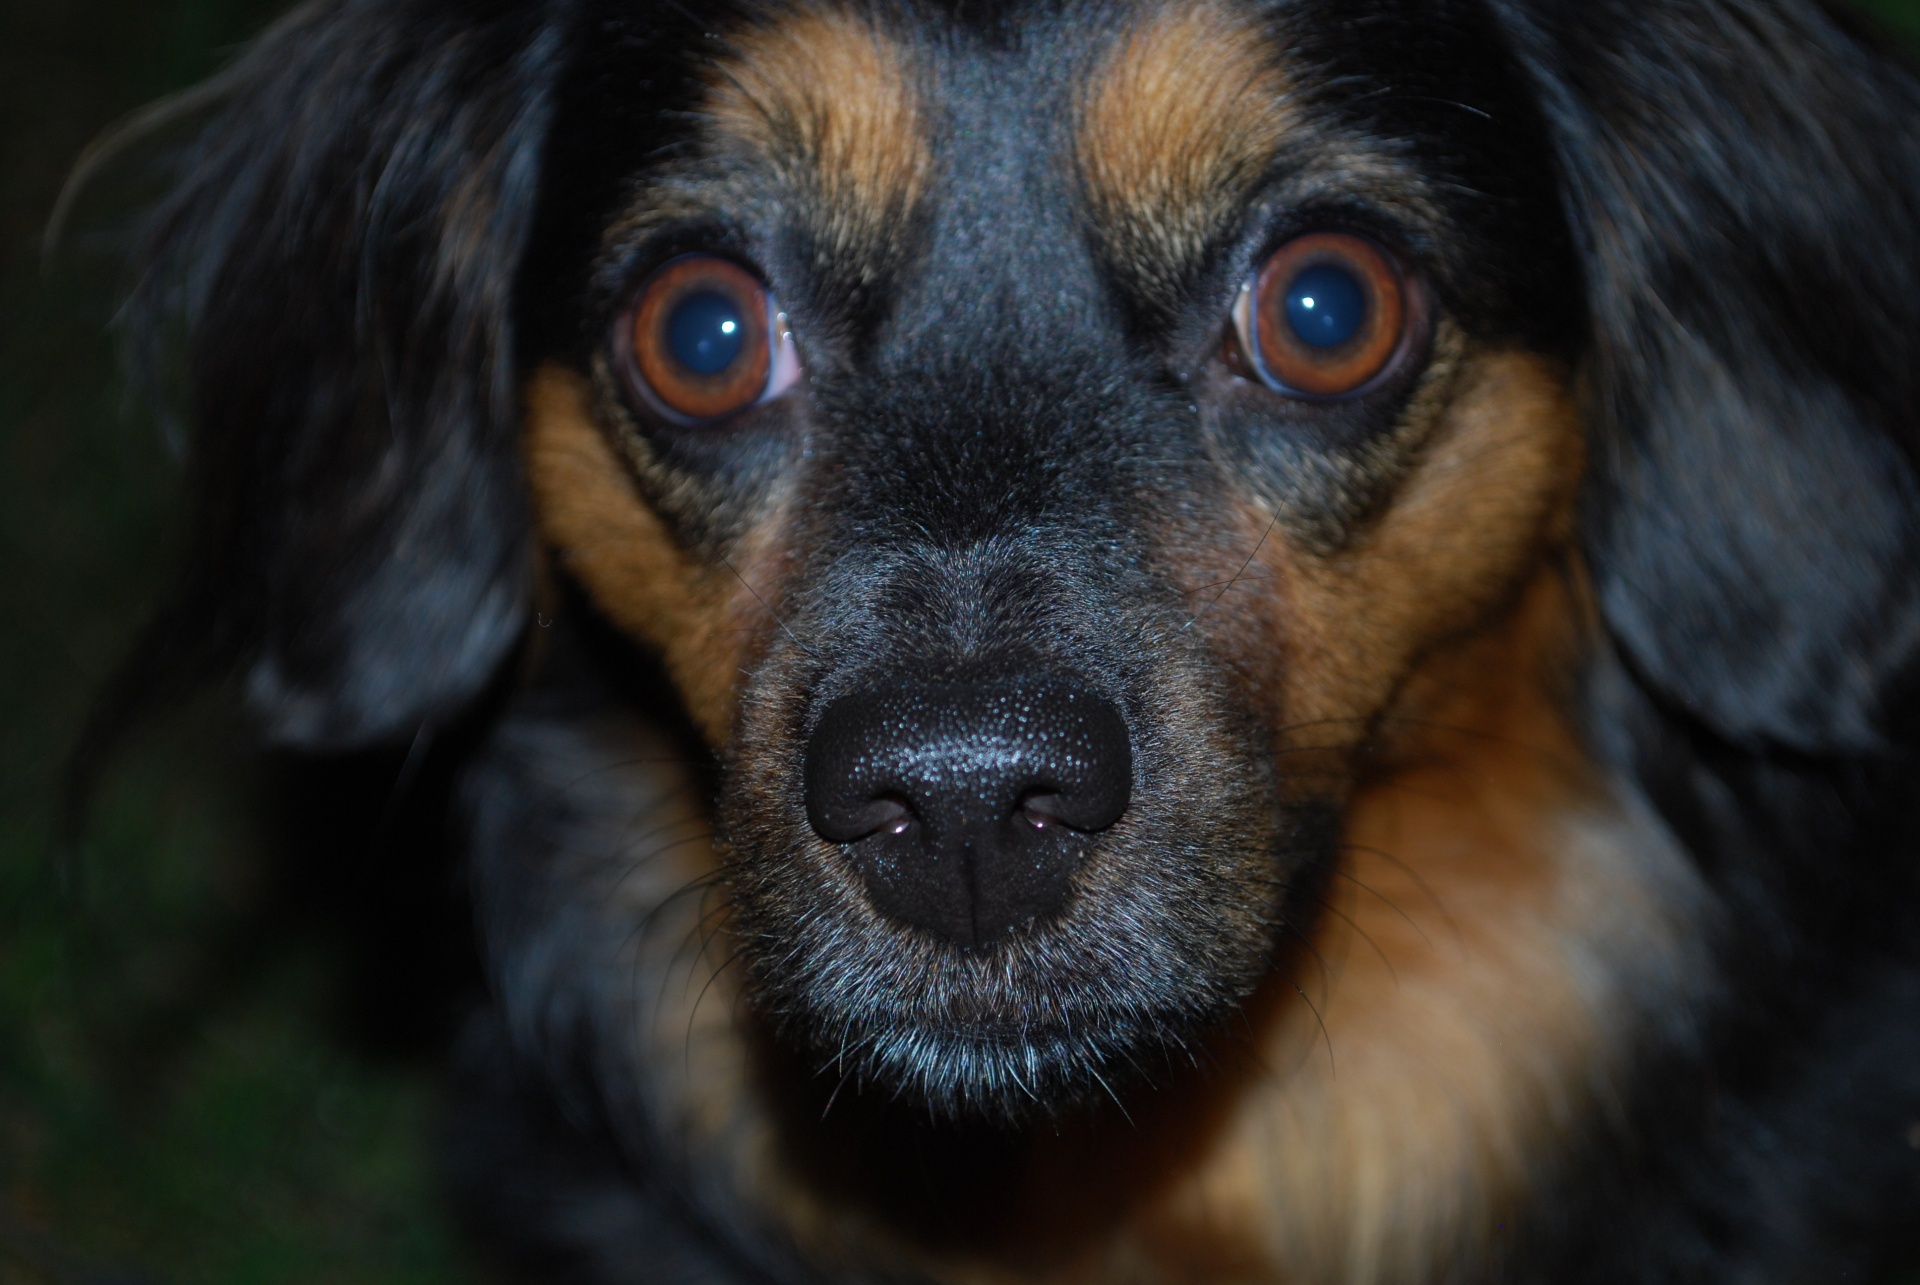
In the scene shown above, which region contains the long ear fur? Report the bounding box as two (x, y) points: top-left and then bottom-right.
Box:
(111, 0), (566, 749)
(1494, 0), (1920, 754)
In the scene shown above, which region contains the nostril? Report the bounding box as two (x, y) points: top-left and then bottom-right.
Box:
(1020, 791), (1062, 830)
(1017, 790), (1076, 832)
(838, 793), (914, 843)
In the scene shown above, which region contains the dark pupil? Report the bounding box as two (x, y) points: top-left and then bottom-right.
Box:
(665, 290), (747, 375)
(1284, 262), (1367, 349)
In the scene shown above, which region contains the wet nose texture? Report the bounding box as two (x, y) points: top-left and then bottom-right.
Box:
(804, 675), (1133, 947)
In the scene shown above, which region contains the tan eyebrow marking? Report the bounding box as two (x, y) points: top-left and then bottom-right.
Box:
(1077, 0), (1295, 303)
(706, 8), (929, 276)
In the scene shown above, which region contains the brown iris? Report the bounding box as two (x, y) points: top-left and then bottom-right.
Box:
(1233, 232), (1408, 399)
(628, 255), (774, 422)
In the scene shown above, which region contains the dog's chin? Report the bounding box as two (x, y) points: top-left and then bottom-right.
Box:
(801, 1014), (1169, 1123)
(740, 855), (1333, 1123)
(769, 977), (1238, 1124)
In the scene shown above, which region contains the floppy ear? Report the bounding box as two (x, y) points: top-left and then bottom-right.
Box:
(1494, 0), (1920, 754)
(114, 0), (565, 748)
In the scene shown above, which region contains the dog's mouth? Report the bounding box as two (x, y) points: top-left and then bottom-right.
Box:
(720, 626), (1321, 1119)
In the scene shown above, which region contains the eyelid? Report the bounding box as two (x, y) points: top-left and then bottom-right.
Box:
(765, 310), (801, 399)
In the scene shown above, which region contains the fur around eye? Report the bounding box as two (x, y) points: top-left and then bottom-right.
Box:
(1230, 232), (1415, 399)
(623, 254), (800, 423)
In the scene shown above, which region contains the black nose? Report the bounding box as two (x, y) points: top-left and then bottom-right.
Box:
(803, 674), (1132, 947)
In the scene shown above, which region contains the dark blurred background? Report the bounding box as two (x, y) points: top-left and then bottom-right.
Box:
(2, 1), (479, 1280)
(3, 1), (1919, 1282)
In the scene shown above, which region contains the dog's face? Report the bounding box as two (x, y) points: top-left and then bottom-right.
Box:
(519, 0), (1584, 1115)
(116, 0), (1920, 1273)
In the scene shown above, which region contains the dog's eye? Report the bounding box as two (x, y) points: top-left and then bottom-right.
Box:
(625, 255), (800, 423)
(1229, 232), (1409, 399)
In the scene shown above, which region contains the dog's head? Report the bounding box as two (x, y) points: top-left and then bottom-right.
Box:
(519, 0), (1596, 1115)
(125, 0), (1920, 1127)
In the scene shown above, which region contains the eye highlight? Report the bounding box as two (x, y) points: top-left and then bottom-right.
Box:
(1230, 232), (1411, 399)
(625, 254), (799, 423)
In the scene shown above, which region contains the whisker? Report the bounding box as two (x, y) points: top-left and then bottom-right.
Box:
(1327, 862), (1434, 950)
(1087, 1062), (1135, 1126)
(618, 863), (725, 964)
(542, 754), (716, 804)
(1283, 961), (1336, 1078)
(608, 814), (714, 876)
(1297, 886), (1398, 984)
(682, 885), (741, 987)
(1275, 910), (1337, 1012)
(723, 555), (817, 659)
(1184, 508), (1280, 632)
(820, 1063), (858, 1119)
(685, 945), (751, 1068)
(1336, 841), (1460, 943)
(602, 833), (719, 912)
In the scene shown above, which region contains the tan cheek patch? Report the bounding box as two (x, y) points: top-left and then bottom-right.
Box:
(1085, 354), (1608, 1282)
(707, 7), (928, 273)
(522, 364), (781, 746)
(1264, 349), (1586, 747)
(1077, 0), (1293, 299)
(1122, 354), (1683, 1285)
(1127, 569), (1707, 1285)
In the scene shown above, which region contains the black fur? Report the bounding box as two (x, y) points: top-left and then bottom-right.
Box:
(99, 0), (1920, 1279)
(117, 0), (559, 748)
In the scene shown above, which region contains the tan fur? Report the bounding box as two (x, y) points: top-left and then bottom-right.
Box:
(1077, 1), (1294, 297)
(522, 364), (781, 745)
(1268, 351), (1586, 739)
(707, 7), (929, 275)
(1072, 355), (1702, 1285)
(1111, 353), (1591, 1279)
(1128, 569), (1704, 1285)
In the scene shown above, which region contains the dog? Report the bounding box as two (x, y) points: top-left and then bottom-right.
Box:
(95, 0), (1920, 1278)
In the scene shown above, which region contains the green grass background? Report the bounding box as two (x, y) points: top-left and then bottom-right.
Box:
(4, 1), (1920, 1281)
